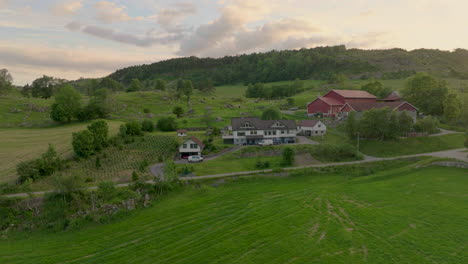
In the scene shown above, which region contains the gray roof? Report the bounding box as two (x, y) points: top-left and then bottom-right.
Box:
(231, 117), (297, 131)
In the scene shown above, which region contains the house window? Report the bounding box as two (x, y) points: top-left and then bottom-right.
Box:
(272, 122), (284, 128)
(241, 122), (254, 129)
(315, 131), (318, 134)
(237, 132), (245, 136)
(183, 144), (187, 148)
(190, 144), (198, 149)
(250, 131), (257, 135)
(318, 124), (321, 127)
(281, 130), (285, 134)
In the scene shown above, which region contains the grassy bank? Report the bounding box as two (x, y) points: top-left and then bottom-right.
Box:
(1, 162), (467, 263)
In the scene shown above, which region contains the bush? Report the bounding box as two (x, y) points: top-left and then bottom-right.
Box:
(141, 120), (154, 132)
(261, 108), (281, 120)
(157, 117), (177, 131)
(281, 147), (295, 166)
(173, 106), (184, 118)
(16, 144), (62, 184)
(87, 120), (109, 151)
(132, 171), (139, 182)
(125, 121), (143, 136)
(311, 143), (362, 162)
(143, 108), (151, 114)
(414, 116), (440, 134)
(97, 181), (118, 203)
(72, 130), (95, 158)
(255, 160), (270, 169)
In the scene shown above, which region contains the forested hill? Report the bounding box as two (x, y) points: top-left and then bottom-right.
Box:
(109, 45), (468, 85)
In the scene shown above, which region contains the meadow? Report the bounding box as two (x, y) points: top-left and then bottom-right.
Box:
(0, 121), (122, 183)
(1, 162), (467, 263)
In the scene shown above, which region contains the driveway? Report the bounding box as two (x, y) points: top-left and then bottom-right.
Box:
(429, 128), (462, 137)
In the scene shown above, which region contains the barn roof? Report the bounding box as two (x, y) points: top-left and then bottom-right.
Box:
(341, 101), (417, 112)
(318, 96), (343, 105)
(382, 91), (401, 101)
(299, 120), (321, 127)
(231, 117), (297, 131)
(328, 90), (377, 99)
(177, 129), (187, 133)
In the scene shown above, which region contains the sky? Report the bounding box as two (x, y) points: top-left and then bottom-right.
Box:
(0, 0), (467, 85)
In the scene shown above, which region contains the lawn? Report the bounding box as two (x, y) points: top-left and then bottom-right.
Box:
(0, 121), (122, 183)
(359, 133), (465, 157)
(1, 163), (467, 263)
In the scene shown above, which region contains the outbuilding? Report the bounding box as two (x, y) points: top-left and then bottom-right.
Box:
(298, 120), (326, 136)
(177, 129), (187, 137)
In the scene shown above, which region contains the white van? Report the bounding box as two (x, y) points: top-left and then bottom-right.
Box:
(258, 139), (273, 146)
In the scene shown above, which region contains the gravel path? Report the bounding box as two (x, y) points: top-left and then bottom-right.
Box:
(429, 128), (462, 137)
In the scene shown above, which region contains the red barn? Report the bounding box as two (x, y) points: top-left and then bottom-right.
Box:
(307, 89), (418, 119)
(307, 90), (376, 117)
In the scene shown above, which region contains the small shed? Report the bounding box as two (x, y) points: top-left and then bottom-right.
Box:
(298, 120), (326, 136)
(179, 136), (205, 158)
(177, 129), (187, 137)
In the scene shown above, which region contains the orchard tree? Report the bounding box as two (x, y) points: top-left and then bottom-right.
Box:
(50, 85), (82, 122)
(261, 108), (281, 120)
(173, 106), (184, 118)
(402, 72), (448, 116)
(155, 79), (166, 90)
(87, 120), (109, 151)
(127, 78), (142, 92)
(443, 93), (462, 124)
(0, 69), (13, 95)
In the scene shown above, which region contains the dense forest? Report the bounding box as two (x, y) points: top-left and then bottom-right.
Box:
(108, 46), (468, 86)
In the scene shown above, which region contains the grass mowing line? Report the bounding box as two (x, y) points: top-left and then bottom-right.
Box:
(74, 188), (311, 263)
(107, 189), (312, 263)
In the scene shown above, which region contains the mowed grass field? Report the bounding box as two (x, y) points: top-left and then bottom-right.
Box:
(359, 133), (465, 157)
(1, 163), (467, 263)
(0, 121), (122, 183)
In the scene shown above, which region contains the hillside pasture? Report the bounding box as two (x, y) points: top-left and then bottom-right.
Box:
(1, 163), (467, 263)
(0, 121), (122, 183)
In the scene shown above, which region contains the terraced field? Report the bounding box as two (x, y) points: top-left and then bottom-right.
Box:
(1, 162), (467, 263)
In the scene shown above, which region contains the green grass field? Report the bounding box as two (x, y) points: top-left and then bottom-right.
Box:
(1, 162), (467, 263)
(0, 121), (122, 183)
(359, 133), (465, 157)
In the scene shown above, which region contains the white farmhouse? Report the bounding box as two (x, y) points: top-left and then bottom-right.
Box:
(222, 117), (297, 145)
(298, 120), (326, 136)
(179, 136), (205, 158)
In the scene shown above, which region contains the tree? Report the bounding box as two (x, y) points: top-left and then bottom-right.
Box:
(361, 80), (391, 98)
(328, 73), (347, 85)
(21, 84), (31, 97)
(31, 75), (58, 99)
(127, 78), (142, 92)
(86, 88), (114, 119)
(182, 80), (194, 107)
(50, 85), (82, 122)
(196, 79), (215, 94)
(141, 119), (154, 132)
(155, 79), (166, 90)
(414, 116), (440, 134)
(398, 111), (413, 136)
(443, 93), (462, 124)
(37, 144), (62, 176)
(281, 147), (295, 166)
(125, 121), (142, 136)
(286, 97), (295, 107)
(72, 130), (95, 158)
(0, 69), (13, 95)
(201, 109), (213, 127)
(172, 106), (184, 118)
(388, 111), (400, 140)
(465, 133), (468, 148)
(100, 77), (123, 92)
(87, 120), (109, 151)
(346, 111), (358, 140)
(261, 108), (281, 120)
(157, 117), (177, 131)
(402, 72), (448, 116)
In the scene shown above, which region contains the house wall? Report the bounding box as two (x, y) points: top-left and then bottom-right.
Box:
(229, 128), (297, 145)
(300, 122), (327, 136)
(179, 139), (201, 153)
(307, 99), (331, 115)
(343, 98), (376, 104)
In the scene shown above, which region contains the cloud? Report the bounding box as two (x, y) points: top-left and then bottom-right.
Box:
(156, 2), (196, 32)
(65, 22), (182, 47)
(53, 1), (83, 15)
(0, 0), (9, 8)
(94, 1), (142, 23)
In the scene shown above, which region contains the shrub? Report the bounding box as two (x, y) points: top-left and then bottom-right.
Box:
(132, 171), (139, 182)
(141, 120), (154, 132)
(281, 147), (295, 166)
(72, 130), (95, 158)
(143, 108), (151, 114)
(255, 160), (270, 169)
(16, 159), (40, 184)
(261, 108), (281, 120)
(16, 144), (62, 184)
(87, 120), (109, 151)
(157, 117), (177, 131)
(173, 106), (184, 118)
(97, 181), (118, 203)
(95, 157), (101, 169)
(311, 143), (362, 162)
(125, 121), (143, 136)
(414, 116), (440, 134)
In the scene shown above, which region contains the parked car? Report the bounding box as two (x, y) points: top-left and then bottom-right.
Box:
(258, 139), (273, 146)
(188, 155), (204, 163)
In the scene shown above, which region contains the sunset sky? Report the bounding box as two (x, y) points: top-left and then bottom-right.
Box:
(1, 0), (466, 85)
